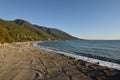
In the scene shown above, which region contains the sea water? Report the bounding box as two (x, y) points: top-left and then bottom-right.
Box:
(34, 40), (120, 70)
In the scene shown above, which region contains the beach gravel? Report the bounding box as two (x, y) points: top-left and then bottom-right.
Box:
(0, 42), (120, 80)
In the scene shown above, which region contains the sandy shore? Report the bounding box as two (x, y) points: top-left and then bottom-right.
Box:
(0, 42), (120, 80)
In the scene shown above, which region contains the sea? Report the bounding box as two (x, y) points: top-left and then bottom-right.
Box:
(33, 40), (120, 70)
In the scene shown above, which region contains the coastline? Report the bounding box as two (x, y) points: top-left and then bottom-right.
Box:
(0, 42), (120, 80)
(34, 42), (120, 70)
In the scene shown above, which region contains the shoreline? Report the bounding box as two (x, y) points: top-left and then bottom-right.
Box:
(0, 42), (120, 80)
(33, 42), (120, 70)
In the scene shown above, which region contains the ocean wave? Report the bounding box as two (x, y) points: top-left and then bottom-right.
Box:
(33, 43), (120, 70)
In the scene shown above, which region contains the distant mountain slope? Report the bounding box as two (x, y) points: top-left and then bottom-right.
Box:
(13, 19), (79, 40)
(0, 18), (80, 43)
(13, 19), (55, 40)
(34, 25), (79, 40)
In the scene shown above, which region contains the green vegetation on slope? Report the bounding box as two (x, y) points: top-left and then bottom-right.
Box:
(0, 24), (14, 43)
(0, 18), (80, 43)
(34, 25), (79, 40)
(13, 19), (79, 40)
(14, 19), (55, 40)
(0, 19), (42, 42)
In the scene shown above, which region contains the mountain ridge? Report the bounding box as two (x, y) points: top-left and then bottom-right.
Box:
(0, 18), (81, 43)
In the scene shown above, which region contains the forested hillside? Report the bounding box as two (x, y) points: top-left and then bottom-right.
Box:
(0, 19), (79, 43)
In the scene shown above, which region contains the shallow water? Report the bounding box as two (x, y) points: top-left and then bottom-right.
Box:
(37, 40), (120, 63)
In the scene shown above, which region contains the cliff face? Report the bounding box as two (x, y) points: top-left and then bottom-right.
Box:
(0, 19), (80, 43)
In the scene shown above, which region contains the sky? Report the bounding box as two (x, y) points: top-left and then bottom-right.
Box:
(0, 0), (120, 40)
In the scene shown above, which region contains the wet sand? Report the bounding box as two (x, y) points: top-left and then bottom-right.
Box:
(0, 42), (120, 80)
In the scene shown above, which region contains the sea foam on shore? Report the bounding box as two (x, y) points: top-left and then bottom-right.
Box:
(33, 43), (120, 70)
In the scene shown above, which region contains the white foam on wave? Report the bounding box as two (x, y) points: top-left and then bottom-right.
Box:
(33, 43), (120, 70)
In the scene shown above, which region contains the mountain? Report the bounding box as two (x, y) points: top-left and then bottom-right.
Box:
(0, 19), (42, 42)
(0, 18), (80, 43)
(13, 19), (79, 40)
(34, 25), (78, 40)
(13, 19), (78, 40)
(13, 19), (55, 40)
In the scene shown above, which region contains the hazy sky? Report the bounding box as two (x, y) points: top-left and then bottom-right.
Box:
(0, 0), (120, 40)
